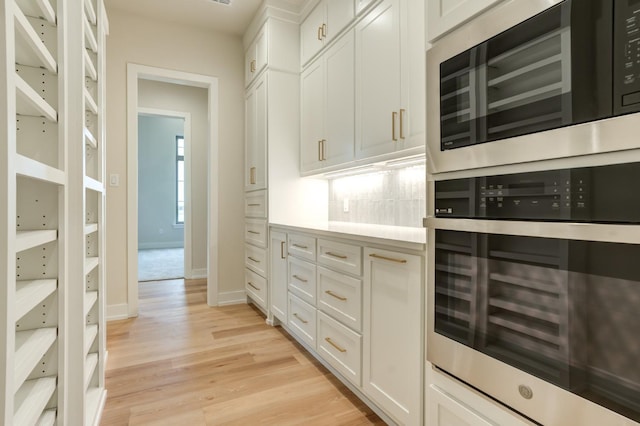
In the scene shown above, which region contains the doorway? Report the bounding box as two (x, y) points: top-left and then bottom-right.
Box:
(126, 64), (220, 316)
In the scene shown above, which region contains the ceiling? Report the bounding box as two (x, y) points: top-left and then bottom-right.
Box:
(104, 0), (305, 36)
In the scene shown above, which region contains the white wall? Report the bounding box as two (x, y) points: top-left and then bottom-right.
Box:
(138, 114), (185, 249)
(105, 9), (245, 313)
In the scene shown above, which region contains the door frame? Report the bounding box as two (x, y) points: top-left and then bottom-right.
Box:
(127, 63), (219, 316)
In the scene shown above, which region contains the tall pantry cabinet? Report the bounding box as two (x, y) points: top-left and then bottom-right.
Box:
(0, 0), (108, 424)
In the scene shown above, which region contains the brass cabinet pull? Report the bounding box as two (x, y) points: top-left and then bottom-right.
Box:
(321, 139), (326, 161)
(247, 281), (259, 290)
(248, 256), (260, 263)
(250, 59), (256, 73)
(317, 26), (323, 41)
(293, 313), (308, 324)
(318, 140), (323, 161)
(293, 243), (308, 249)
(281, 241), (286, 259)
(399, 108), (406, 139)
(325, 337), (347, 353)
(392, 111), (398, 141)
(250, 166), (256, 184)
(293, 274), (308, 283)
(248, 203), (261, 207)
(248, 230), (260, 235)
(369, 253), (407, 264)
(322, 23), (327, 38)
(326, 251), (348, 260)
(325, 290), (347, 301)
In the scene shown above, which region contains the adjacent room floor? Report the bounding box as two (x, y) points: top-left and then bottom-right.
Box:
(138, 248), (184, 282)
(101, 279), (384, 425)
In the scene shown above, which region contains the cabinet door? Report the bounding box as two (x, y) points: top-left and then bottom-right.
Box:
(301, 2), (326, 65)
(363, 248), (422, 425)
(245, 43), (257, 87)
(427, 0), (502, 42)
(300, 58), (325, 173)
(270, 230), (287, 323)
(323, 30), (355, 168)
(325, 0), (354, 42)
(254, 27), (267, 75)
(355, 0), (403, 160)
(245, 76), (267, 191)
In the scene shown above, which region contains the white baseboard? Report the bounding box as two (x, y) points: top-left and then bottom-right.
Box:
(188, 268), (207, 279)
(217, 290), (247, 306)
(138, 242), (184, 250)
(107, 303), (129, 321)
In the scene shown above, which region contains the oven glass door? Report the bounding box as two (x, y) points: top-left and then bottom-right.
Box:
(435, 229), (640, 422)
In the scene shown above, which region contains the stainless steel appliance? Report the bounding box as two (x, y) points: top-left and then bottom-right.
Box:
(426, 0), (640, 174)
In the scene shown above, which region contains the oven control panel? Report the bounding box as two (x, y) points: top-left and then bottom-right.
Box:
(615, 0), (640, 113)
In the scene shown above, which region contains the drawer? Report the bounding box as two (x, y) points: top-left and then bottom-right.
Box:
(245, 244), (267, 277)
(288, 256), (317, 306)
(245, 219), (267, 247)
(245, 190), (267, 218)
(317, 311), (362, 387)
(317, 266), (362, 332)
(317, 239), (362, 276)
(288, 233), (316, 262)
(245, 268), (267, 309)
(288, 292), (317, 349)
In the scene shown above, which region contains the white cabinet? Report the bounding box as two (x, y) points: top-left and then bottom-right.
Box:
(301, 30), (355, 174)
(427, 0), (503, 42)
(301, 0), (355, 65)
(245, 25), (267, 86)
(244, 75), (267, 192)
(269, 230), (287, 323)
(427, 367), (536, 426)
(363, 247), (423, 425)
(355, 0), (424, 160)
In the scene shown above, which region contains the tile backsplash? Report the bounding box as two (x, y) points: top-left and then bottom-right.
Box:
(328, 165), (426, 227)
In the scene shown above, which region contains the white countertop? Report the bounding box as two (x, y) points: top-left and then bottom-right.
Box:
(270, 221), (426, 249)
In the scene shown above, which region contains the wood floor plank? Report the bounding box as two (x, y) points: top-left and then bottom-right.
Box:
(101, 279), (384, 425)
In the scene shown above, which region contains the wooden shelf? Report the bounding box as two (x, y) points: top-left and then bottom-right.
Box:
(14, 4), (57, 72)
(16, 229), (57, 253)
(16, 280), (57, 321)
(84, 353), (98, 390)
(16, 154), (65, 185)
(15, 0), (56, 24)
(85, 223), (98, 235)
(85, 257), (99, 276)
(84, 16), (98, 53)
(84, 0), (97, 25)
(84, 87), (98, 114)
(36, 409), (57, 426)
(488, 82), (562, 112)
(14, 328), (57, 389)
(85, 324), (98, 355)
(84, 126), (97, 149)
(85, 290), (98, 316)
(15, 73), (57, 122)
(14, 377), (56, 426)
(84, 49), (97, 81)
(84, 176), (104, 193)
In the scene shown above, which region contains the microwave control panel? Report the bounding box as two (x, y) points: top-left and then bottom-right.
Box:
(615, 0), (640, 112)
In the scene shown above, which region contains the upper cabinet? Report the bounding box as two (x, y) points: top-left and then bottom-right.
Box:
(245, 27), (267, 85)
(245, 76), (267, 191)
(427, 0), (503, 42)
(300, 0), (355, 66)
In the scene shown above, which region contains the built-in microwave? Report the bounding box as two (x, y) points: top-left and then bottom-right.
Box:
(426, 0), (640, 174)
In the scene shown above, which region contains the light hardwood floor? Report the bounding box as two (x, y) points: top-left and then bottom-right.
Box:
(101, 279), (385, 425)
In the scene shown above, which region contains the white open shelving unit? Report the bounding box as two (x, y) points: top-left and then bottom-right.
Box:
(1, 0), (108, 423)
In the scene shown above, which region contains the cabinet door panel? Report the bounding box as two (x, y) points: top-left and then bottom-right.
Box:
(244, 87), (256, 190)
(300, 59), (325, 173)
(427, 0), (502, 42)
(301, 3), (326, 65)
(326, 0), (354, 41)
(244, 77), (267, 191)
(270, 231), (287, 323)
(355, 0), (403, 160)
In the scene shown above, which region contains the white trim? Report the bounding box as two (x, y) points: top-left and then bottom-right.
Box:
(217, 291), (248, 306)
(137, 242), (184, 250)
(127, 64), (220, 317)
(137, 106), (192, 281)
(189, 268), (207, 280)
(106, 304), (129, 321)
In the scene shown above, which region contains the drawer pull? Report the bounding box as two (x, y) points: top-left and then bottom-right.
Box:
(247, 282), (260, 291)
(325, 337), (347, 353)
(369, 253), (407, 264)
(281, 241), (286, 259)
(248, 203), (261, 206)
(326, 251), (348, 260)
(293, 313), (308, 324)
(293, 274), (308, 283)
(248, 256), (260, 263)
(292, 243), (308, 249)
(247, 230), (260, 235)
(325, 290), (347, 301)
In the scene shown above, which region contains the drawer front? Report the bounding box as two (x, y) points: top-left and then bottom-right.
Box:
(245, 268), (267, 309)
(245, 244), (267, 277)
(245, 219), (267, 247)
(317, 266), (362, 332)
(288, 293), (317, 349)
(288, 256), (317, 306)
(288, 233), (316, 262)
(317, 238), (362, 276)
(317, 311), (362, 387)
(245, 190), (267, 218)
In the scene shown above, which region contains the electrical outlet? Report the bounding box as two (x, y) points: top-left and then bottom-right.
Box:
(343, 198), (349, 213)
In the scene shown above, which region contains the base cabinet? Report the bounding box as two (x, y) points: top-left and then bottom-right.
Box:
(269, 230), (287, 322)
